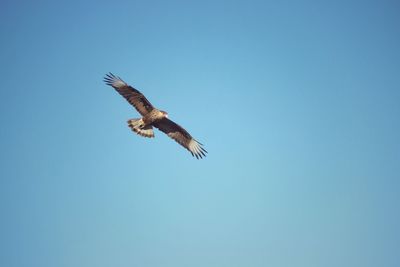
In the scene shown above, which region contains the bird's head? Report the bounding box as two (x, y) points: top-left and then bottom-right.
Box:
(160, 110), (168, 118)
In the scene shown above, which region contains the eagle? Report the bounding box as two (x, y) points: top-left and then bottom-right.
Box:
(104, 73), (207, 159)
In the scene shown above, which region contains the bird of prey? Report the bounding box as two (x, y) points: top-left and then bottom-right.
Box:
(104, 73), (207, 159)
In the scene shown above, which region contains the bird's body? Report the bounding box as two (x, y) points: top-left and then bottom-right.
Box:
(142, 109), (166, 125)
(127, 108), (166, 138)
(104, 73), (207, 159)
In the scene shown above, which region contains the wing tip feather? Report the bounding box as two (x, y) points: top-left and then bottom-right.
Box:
(103, 72), (127, 88)
(189, 139), (207, 159)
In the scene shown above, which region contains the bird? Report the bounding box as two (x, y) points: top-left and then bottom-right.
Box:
(104, 73), (207, 159)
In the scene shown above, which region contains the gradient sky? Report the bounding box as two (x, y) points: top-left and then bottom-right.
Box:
(1, 0), (399, 266)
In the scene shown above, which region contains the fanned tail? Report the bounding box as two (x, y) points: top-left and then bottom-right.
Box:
(127, 119), (154, 138)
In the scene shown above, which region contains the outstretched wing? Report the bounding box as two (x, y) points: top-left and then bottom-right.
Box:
(153, 118), (207, 159)
(104, 73), (154, 116)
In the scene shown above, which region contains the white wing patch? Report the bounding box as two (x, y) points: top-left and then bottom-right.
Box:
(104, 73), (127, 88)
(188, 139), (207, 159)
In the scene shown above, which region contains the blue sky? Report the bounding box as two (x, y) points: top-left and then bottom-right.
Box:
(1, 0), (399, 266)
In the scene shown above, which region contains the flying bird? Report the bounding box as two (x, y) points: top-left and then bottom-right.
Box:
(104, 73), (207, 159)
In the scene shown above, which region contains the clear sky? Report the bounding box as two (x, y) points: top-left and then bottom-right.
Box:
(1, 0), (399, 266)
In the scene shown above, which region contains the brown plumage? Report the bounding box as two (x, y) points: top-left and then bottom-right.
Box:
(104, 73), (207, 159)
